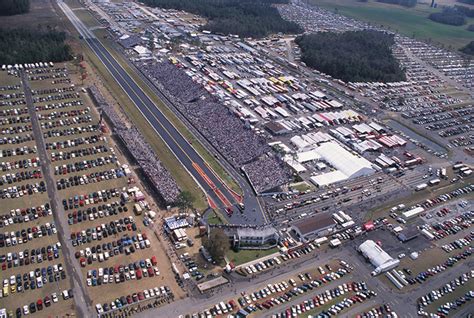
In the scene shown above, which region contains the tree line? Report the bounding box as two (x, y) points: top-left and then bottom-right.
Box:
(460, 41), (474, 55)
(295, 30), (406, 83)
(140, 0), (302, 38)
(0, 0), (30, 16)
(428, 5), (474, 26)
(0, 28), (72, 65)
(457, 0), (474, 4)
(376, 0), (417, 7)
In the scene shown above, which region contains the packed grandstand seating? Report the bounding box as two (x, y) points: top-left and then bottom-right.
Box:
(144, 62), (292, 193)
(242, 153), (292, 194)
(88, 87), (180, 204)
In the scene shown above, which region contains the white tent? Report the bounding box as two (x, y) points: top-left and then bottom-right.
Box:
(358, 240), (399, 275)
(314, 142), (376, 178)
(310, 171), (347, 187)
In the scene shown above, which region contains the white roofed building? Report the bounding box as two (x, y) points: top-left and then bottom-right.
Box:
(358, 240), (400, 275)
(314, 141), (376, 179)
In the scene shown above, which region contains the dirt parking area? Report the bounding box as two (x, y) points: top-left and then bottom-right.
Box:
(0, 68), (75, 317)
(0, 61), (184, 317)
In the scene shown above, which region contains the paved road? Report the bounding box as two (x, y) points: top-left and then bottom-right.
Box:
(58, 0), (267, 225)
(21, 71), (94, 317)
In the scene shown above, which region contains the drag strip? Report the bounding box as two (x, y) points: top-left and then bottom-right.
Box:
(58, 0), (267, 224)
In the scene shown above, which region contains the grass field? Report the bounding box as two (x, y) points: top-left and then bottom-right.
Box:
(227, 247), (278, 266)
(74, 9), (101, 28)
(309, 0), (474, 49)
(206, 210), (227, 225)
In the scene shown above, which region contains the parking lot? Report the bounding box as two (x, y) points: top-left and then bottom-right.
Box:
(0, 66), (74, 317)
(0, 63), (185, 317)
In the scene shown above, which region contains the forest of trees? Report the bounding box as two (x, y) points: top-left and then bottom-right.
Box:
(429, 7), (467, 26)
(0, 0), (30, 16)
(140, 0), (302, 38)
(0, 29), (72, 65)
(460, 41), (474, 55)
(457, 0), (474, 5)
(295, 31), (406, 83)
(376, 0), (417, 7)
(454, 5), (474, 17)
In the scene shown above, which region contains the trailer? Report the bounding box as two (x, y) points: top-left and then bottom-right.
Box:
(314, 237), (328, 246)
(385, 271), (404, 290)
(329, 238), (341, 248)
(421, 229), (434, 240)
(428, 179), (440, 186)
(333, 213), (345, 224)
(415, 183), (428, 191)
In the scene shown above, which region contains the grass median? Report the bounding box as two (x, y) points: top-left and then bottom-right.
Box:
(227, 247), (278, 266)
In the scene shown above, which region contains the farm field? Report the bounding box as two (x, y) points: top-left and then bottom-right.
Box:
(309, 0), (474, 49)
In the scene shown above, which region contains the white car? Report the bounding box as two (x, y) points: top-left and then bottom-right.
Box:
(23, 305), (29, 315)
(95, 304), (104, 314)
(52, 293), (58, 303)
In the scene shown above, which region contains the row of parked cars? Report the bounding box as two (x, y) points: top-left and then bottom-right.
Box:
(417, 271), (473, 316)
(441, 236), (472, 253)
(0, 181), (47, 199)
(77, 231), (151, 266)
(1, 203), (52, 229)
(2, 263), (66, 297)
(429, 211), (473, 240)
(55, 168), (125, 190)
(14, 291), (64, 318)
(86, 256), (159, 286)
(62, 187), (121, 210)
(421, 185), (474, 210)
(356, 304), (397, 318)
(95, 285), (173, 314)
(67, 200), (128, 225)
(1, 242), (61, 270)
(0, 170), (42, 185)
(53, 155), (117, 175)
(50, 144), (109, 162)
(0, 157), (40, 171)
(45, 134), (104, 151)
(42, 124), (97, 138)
(70, 216), (137, 246)
(410, 247), (472, 285)
(33, 91), (79, 103)
(1, 222), (57, 247)
(0, 146), (36, 157)
(243, 256), (282, 275)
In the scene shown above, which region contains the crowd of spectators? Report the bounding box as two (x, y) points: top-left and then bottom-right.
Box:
(242, 153), (292, 194)
(143, 61), (293, 193)
(143, 62), (268, 168)
(88, 87), (180, 204)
